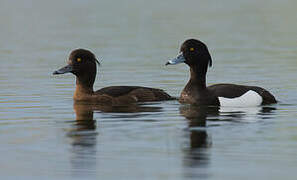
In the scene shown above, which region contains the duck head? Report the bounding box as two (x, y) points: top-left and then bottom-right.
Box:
(166, 39), (212, 68)
(53, 49), (99, 88)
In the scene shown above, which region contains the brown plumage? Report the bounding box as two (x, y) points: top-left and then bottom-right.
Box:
(53, 49), (174, 105)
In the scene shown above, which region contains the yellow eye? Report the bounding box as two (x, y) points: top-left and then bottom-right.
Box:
(77, 58), (82, 62)
(190, 48), (194, 52)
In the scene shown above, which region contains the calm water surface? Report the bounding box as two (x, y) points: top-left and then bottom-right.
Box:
(0, 0), (297, 179)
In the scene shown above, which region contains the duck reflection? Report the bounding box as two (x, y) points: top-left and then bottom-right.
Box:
(180, 105), (276, 178)
(180, 106), (219, 172)
(68, 102), (98, 177)
(73, 101), (162, 113)
(218, 106), (276, 122)
(68, 102), (164, 177)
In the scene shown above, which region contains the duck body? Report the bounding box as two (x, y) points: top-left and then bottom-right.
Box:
(74, 85), (173, 105)
(208, 83), (276, 105)
(179, 80), (219, 106)
(96, 86), (172, 101)
(167, 39), (277, 107)
(180, 83), (276, 106)
(54, 49), (173, 105)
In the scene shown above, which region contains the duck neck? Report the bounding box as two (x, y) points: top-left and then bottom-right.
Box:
(188, 64), (207, 89)
(75, 75), (95, 95)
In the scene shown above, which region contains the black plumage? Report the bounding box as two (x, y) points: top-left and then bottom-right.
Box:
(166, 39), (277, 106)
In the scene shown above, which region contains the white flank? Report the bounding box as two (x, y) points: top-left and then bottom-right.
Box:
(218, 90), (263, 107)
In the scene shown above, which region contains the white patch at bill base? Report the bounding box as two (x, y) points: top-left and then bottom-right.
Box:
(218, 90), (263, 107)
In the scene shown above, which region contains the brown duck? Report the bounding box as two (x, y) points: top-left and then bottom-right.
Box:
(53, 49), (174, 105)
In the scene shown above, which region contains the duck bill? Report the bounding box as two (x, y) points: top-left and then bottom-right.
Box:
(165, 52), (185, 65)
(53, 64), (73, 75)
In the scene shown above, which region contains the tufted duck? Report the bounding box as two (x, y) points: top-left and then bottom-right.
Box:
(54, 49), (174, 105)
(166, 39), (277, 106)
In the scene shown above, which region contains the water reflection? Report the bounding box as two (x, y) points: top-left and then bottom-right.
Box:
(68, 103), (98, 178)
(180, 105), (219, 178)
(72, 102), (162, 113)
(179, 105), (276, 178)
(218, 106), (276, 122)
(67, 102), (165, 177)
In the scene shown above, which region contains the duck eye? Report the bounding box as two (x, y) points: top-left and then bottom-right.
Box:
(77, 58), (82, 62)
(190, 48), (194, 52)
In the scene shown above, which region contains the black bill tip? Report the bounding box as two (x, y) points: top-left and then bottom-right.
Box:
(52, 64), (73, 75)
(53, 70), (61, 75)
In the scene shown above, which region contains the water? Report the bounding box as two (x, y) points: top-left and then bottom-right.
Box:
(0, 0), (297, 179)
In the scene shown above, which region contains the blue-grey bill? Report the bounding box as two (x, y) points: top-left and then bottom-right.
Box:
(166, 52), (185, 65)
(53, 64), (73, 75)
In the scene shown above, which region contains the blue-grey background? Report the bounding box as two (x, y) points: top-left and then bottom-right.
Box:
(0, 0), (296, 179)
